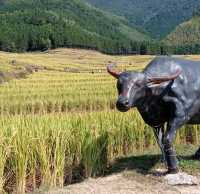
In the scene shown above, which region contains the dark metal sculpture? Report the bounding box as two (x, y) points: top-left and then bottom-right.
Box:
(107, 56), (200, 174)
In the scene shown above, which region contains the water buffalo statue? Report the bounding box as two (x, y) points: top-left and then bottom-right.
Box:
(107, 56), (200, 174)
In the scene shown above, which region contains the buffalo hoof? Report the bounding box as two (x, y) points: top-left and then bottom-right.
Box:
(193, 153), (200, 160)
(160, 157), (165, 163)
(166, 168), (179, 175)
(193, 148), (200, 160)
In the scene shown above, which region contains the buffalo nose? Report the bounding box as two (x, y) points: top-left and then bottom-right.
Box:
(117, 97), (129, 107)
(124, 99), (129, 106)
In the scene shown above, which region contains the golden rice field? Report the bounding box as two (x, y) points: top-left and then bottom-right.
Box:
(0, 49), (199, 193)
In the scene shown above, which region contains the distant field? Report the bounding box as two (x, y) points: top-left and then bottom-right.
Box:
(0, 49), (199, 193)
(0, 49), (153, 115)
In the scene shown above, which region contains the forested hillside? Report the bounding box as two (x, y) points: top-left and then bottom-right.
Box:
(0, 0), (150, 53)
(86, 0), (200, 39)
(164, 13), (200, 54)
(0, 0), (200, 55)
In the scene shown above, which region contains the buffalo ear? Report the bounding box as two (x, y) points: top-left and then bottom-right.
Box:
(107, 63), (121, 79)
(147, 69), (181, 87)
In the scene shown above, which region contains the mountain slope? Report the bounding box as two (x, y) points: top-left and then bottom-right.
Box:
(0, 0), (150, 53)
(164, 16), (200, 46)
(86, 0), (200, 39)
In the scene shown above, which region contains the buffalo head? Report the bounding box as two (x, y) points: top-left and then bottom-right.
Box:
(107, 63), (181, 112)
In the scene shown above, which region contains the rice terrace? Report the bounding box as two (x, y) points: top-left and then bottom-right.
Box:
(0, 48), (198, 193)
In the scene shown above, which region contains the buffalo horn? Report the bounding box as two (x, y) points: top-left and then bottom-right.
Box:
(107, 64), (121, 78)
(148, 69), (182, 84)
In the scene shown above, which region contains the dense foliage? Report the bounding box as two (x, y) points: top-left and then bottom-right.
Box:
(0, 0), (151, 53)
(86, 0), (200, 39)
(164, 16), (200, 54)
(0, 0), (199, 54)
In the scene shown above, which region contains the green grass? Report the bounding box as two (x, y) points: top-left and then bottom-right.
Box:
(108, 144), (200, 176)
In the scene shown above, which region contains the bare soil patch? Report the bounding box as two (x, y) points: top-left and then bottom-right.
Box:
(35, 171), (200, 194)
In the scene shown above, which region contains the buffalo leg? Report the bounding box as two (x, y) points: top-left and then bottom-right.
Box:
(153, 126), (166, 164)
(163, 123), (179, 174)
(163, 116), (187, 174)
(163, 96), (186, 173)
(194, 147), (200, 160)
(164, 116), (186, 173)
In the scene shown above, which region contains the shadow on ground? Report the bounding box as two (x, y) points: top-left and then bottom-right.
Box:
(71, 154), (161, 185)
(106, 154), (161, 175)
(71, 146), (200, 185)
(106, 152), (200, 177)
